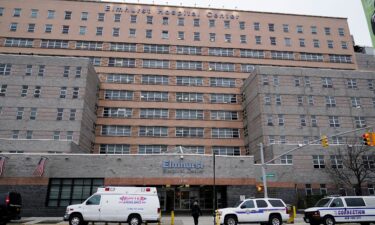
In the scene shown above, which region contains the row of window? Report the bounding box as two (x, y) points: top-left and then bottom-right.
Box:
(3, 107), (78, 121)
(100, 125), (240, 138)
(99, 144), (240, 155)
(0, 84), (80, 99)
(102, 108), (238, 120)
(3, 7), (346, 36)
(304, 184), (374, 196)
(266, 135), (354, 146)
(262, 95), (375, 108)
(261, 75), (375, 90)
(8, 130), (74, 141)
(0, 63), (82, 78)
(312, 155), (374, 169)
(265, 114), (369, 129)
(104, 90), (238, 103)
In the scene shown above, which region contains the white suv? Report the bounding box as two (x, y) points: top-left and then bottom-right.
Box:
(216, 198), (289, 225)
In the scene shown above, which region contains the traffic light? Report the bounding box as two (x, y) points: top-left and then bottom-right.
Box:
(362, 132), (372, 146)
(321, 135), (329, 148)
(256, 185), (264, 192)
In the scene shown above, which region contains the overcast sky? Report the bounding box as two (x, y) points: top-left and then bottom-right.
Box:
(106, 0), (372, 46)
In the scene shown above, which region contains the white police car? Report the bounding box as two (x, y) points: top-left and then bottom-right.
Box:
(216, 198), (289, 225)
(304, 196), (375, 225)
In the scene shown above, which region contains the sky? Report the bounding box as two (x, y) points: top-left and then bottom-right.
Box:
(105, 0), (372, 46)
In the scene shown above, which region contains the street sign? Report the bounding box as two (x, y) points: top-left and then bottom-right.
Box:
(260, 173), (276, 180)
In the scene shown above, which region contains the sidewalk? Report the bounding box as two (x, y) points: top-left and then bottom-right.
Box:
(10, 215), (306, 225)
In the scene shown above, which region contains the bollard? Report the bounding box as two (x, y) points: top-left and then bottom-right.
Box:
(215, 210), (220, 225)
(287, 206), (296, 224)
(171, 210), (175, 225)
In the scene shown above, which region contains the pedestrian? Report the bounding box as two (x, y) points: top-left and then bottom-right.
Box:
(191, 200), (202, 225)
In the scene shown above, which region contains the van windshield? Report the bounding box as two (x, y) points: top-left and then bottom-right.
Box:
(315, 198), (332, 207)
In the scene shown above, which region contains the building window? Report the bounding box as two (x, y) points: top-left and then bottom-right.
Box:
(21, 85), (28, 97)
(327, 40), (334, 49)
(213, 146), (240, 156)
(297, 96), (303, 105)
(105, 90), (133, 100)
(208, 62), (235, 72)
(100, 144), (130, 154)
(130, 15), (137, 23)
(146, 29), (152, 38)
(368, 80), (374, 90)
(330, 155), (343, 168)
(162, 30), (169, 39)
(311, 26), (317, 34)
(0, 7), (3, 16)
(69, 109), (76, 121)
(338, 28), (345, 36)
(324, 27), (331, 35)
(240, 35), (247, 44)
(283, 24), (289, 32)
(211, 111), (238, 121)
(305, 184), (312, 195)
(106, 74), (134, 84)
(254, 22), (260, 31)
(329, 54), (352, 63)
(212, 128), (239, 138)
(44, 24), (53, 33)
(102, 125), (131, 136)
(13, 8), (21, 17)
(296, 25), (303, 33)
(280, 155), (292, 164)
(255, 36), (262, 45)
(0, 85), (7, 96)
(56, 108), (63, 120)
(176, 109), (203, 120)
(32, 86), (41, 98)
(140, 108), (168, 119)
(0, 64), (12, 76)
(138, 145), (167, 154)
(347, 79), (357, 89)
(268, 23), (275, 32)
(209, 19), (215, 27)
(264, 95), (271, 105)
(329, 116), (340, 127)
(193, 18), (200, 27)
(110, 43), (136, 52)
(64, 11), (72, 20)
(313, 155), (325, 168)
(10, 23), (18, 32)
(311, 39), (320, 48)
(104, 107), (133, 118)
(322, 77), (333, 88)
(284, 38), (291, 46)
(147, 16), (153, 24)
(53, 131), (60, 140)
(140, 91), (168, 102)
(311, 115), (318, 127)
(278, 114), (284, 126)
(325, 96), (336, 107)
(300, 115), (307, 126)
(362, 155), (375, 169)
(108, 58), (136, 68)
(177, 31), (184, 40)
(12, 130), (19, 139)
(271, 51), (294, 60)
(16, 107), (24, 120)
(81, 12), (88, 21)
(62, 25), (69, 34)
(162, 17), (169, 25)
(354, 116), (366, 128)
(224, 20), (230, 29)
(139, 126), (168, 137)
(267, 114), (273, 126)
(299, 38), (305, 47)
(239, 21), (245, 30)
(97, 13), (104, 21)
(176, 76), (203, 86)
(60, 87), (67, 98)
(96, 27), (103, 36)
(141, 75), (169, 85)
(194, 32), (200, 41)
(209, 33), (216, 42)
(48, 10), (55, 19)
(142, 59), (169, 69)
(270, 37), (276, 45)
(112, 28), (120, 37)
(46, 178), (104, 207)
(224, 34), (231, 43)
(341, 41), (348, 49)
(26, 131), (33, 139)
(210, 78), (235, 87)
(27, 24), (36, 33)
(320, 184), (327, 195)
(176, 92), (203, 103)
(210, 94), (236, 103)
(72, 87), (79, 99)
(209, 48), (234, 57)
(37, 65), (45, 77)
(129, 28), (136, 37)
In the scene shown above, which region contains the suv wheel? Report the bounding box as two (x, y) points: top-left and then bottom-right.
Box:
(269, 215), (282, 225)
(323, 216), (335, 225)
(224, 215), (237, 225)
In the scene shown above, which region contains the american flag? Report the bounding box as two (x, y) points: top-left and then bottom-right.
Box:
(0, 156), (6, 176)
(33, 157), (47, 176)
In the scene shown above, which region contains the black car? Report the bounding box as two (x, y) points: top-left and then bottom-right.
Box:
(0, 192), (22, 225)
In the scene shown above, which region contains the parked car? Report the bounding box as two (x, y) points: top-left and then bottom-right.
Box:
(63, 186), (160, 225)
(216, 198), (289, 225)
(304, 195), (375, 225)
(0, 192), (22, 225)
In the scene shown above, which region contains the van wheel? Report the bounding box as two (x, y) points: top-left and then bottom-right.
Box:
(224, 215), (237, 225)
(269, 215), (282, 225)
(128, 215), (141, 225)
(69, 214), (84, 225)
(323, 216), (335, 225)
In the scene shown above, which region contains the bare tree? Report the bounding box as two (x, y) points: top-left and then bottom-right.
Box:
(325, 142), (375, 196)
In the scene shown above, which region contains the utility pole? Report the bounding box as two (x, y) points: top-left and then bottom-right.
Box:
(259, 143), (268, 198)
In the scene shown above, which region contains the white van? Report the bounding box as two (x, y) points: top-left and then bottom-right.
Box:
(304, 196), (375, 225)
(63, 187), (160, 225)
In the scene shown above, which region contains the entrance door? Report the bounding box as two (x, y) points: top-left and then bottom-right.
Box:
(166, 189), (175, 212)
